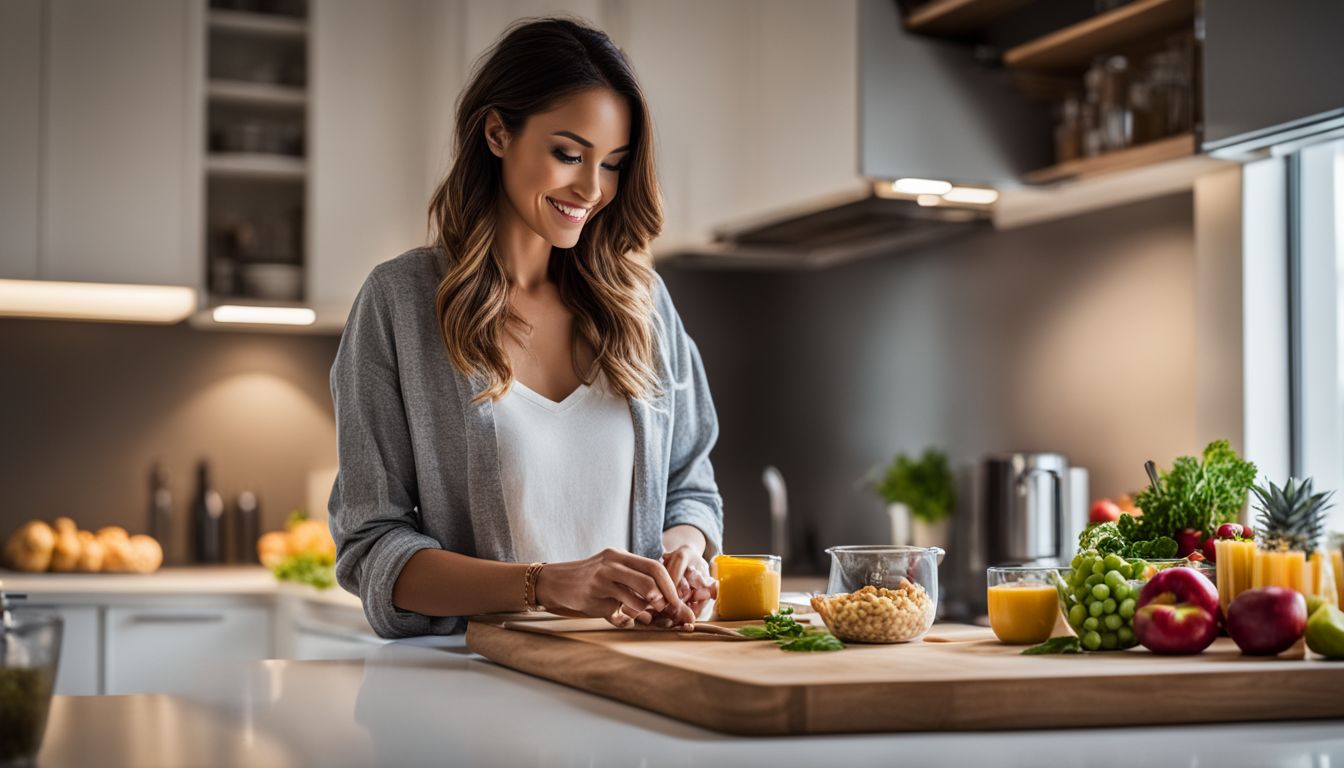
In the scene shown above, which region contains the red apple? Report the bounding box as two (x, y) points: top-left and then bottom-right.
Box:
(1201, 536), (1217, 562)
(1135, 603), (1220, 654)
(1134, 566), (1223, 654)
(1090, 499), (1122, 524)
(1216, 523), (1244, 540)
(1227, 587), (1307, 655)
(1175, 528), (1204, 558)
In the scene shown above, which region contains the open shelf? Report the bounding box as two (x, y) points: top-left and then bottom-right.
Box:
(1003, 0), (1194, 70)
(903, 0), (1038, 36)
(208, 79), (306, 108)
(207, 153), (306, 180)
(1021, 132), (1194, 184)
(208, 9), (307, 39)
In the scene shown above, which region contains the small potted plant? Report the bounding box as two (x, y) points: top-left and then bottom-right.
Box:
(872, 448), (955, 549)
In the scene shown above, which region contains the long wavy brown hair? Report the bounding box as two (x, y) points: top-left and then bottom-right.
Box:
(426, 16), (664, 404)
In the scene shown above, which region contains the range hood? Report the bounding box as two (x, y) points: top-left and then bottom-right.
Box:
(665, 0), (1049, 269)
(671, 185), (992, 270)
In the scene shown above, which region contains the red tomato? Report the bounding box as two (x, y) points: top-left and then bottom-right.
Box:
(1090, 499), (1122, 524)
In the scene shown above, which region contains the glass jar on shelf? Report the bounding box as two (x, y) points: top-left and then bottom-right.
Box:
(1055, 96), (1083, 164)
(1082, 58), (1106, 157)
(1100, 55), (1132, 151)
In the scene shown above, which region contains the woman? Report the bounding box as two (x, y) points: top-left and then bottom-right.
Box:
(328, 16), (724, 639)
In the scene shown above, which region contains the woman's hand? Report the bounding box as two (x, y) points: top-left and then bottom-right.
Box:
(636, 545), (718, 628)
(533, 548), (695, 628)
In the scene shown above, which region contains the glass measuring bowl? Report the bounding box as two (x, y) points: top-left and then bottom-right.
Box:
(815, 545), (945, 642)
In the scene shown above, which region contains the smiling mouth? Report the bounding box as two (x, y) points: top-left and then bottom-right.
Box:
(547, 197), (590, 224)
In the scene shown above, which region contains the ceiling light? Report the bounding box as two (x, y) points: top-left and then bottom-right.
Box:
(212, 305), (316, 326)
(0, 279), (196, 323)
(916, 194), (943, 207)
(892, 178), (954, 196)
(942, 186), (1000, 205)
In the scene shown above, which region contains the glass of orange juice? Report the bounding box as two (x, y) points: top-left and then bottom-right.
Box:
(987, 566), (1062, 645)
(711, 554), (782, 620)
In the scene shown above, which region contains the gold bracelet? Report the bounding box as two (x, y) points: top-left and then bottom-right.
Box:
(523, 562), (546, 612)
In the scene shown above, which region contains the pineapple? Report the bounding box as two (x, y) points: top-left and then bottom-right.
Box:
(1251, 477), (1338, 602)
(1252, 477), (1334, 552)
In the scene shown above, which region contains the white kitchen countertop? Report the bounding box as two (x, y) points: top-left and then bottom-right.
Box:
(34, 633), (1344, 767)
(0, 565), (363, 608)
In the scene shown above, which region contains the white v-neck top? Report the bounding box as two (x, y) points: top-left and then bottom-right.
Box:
(493, 368), (635, 564)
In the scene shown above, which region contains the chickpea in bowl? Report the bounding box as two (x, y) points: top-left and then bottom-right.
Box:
(810, 580), (936, 643)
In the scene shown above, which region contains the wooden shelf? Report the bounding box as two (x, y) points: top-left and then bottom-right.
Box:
(1003, 0), (1194, 70)
(208, 9), (307, 39)
(207, 153), (306, 181)
(1021, 132), (1195, 185)
(207, 80), (306, 108)
(904, 0), (1038, 36)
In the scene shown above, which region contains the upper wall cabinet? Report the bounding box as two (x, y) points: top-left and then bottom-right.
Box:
(620, 0), (866, 256)
(861, 0), (1051, 185)
(0, 0), (42, 281)
(1201, 1), (1344, 154)
(307, 0), (438, 327)
(43, 0), (197, 287)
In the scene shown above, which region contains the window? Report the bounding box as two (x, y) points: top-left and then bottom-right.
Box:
(1293, 136), (1344, 533)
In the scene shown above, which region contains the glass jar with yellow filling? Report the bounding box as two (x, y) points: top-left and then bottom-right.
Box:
(711, 554), (782, 620)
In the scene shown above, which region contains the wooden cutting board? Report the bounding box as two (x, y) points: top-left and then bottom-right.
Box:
(465, 619), (1344, 735)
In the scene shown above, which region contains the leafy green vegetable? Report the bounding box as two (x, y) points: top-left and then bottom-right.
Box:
(1076, 440), (1253, 558)
(778, 632), (845, 652)
(272, 551), (335, 590)
(1127, 537), (1179, 559)
(1022, 636), (1082, 655)
(738, 607), (844, 652)
(1077, 517), (1177, 559)
(1078, 521), (1127, 554)
(872, 448), (956, 523)
(1133, 439), (1257, 539)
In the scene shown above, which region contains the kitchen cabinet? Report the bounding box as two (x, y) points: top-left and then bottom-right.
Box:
(622, 0), (867, 256)
(26, 605), (101, 696)
(0, 0), (42, 281)
(459, 0), (604, 60)
(42, 0), (197, 287)
(273, 589), (387, 661)
(104, 603), (272, 695)
(1201, 1), (1344, 154)
(860, 0), (1049, 187)
(306, 0), (454, 328)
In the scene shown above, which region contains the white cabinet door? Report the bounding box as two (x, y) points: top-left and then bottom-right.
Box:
(459, 0), (605, 65)
(745, 0), (863, 220)
(273, 591), (384, 660)
(308, 0), (436, 326)
(26, 605), (101, 696)
(104, 605), (272, 696)
(620, 1), (759, 255)
(624, 0), (864, 256)
(43, 0), (196, 287)
(291, 624), (388, 661)
(0, 0), (41, 280)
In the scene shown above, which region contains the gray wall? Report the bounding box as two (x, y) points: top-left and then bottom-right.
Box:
(0, 320), (340, 564)
(660, 192), (1198, 573)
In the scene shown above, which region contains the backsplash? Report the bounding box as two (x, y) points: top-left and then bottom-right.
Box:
(659, 192), (1198, 572)
(0, 319), (340, 563)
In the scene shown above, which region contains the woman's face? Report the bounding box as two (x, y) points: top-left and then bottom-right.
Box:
(485, 87), (631, 250)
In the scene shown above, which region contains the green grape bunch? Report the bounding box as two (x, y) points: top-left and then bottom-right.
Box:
(1056, 550), (1147, 651)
